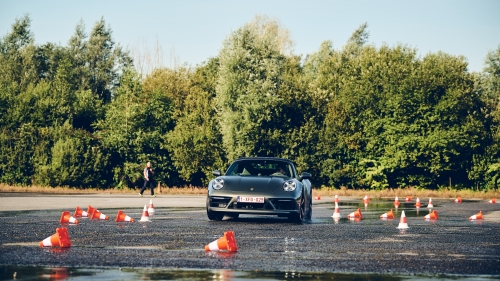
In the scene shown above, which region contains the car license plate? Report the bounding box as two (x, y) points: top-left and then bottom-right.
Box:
(237, 196), (264, 203)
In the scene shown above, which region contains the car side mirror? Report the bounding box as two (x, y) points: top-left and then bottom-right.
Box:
(299, 172), (312, 180)
(213, 170), (222, 177)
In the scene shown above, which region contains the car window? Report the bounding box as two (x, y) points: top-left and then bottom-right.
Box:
(226, 160), (294, 178)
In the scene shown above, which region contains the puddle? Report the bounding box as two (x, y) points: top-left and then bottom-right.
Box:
(0, 266), (498, 281)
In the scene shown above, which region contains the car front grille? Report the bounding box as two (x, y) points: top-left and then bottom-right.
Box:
(209, 196), (232, 208)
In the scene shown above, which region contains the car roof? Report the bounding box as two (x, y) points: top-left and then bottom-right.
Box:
(235, 157), (294, 164)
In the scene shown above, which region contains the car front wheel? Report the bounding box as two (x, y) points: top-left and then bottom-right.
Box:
(206, 197), (224, 221)
(290, 195), (306, 223)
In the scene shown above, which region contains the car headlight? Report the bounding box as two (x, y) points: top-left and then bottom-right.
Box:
(283, 180), (296, 191)
(213, 178), (224, 190)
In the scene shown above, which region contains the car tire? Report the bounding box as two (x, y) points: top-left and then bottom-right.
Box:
(306, 196), (312, 220)
(206, 197), (225, 221)
(290, 195), (306, 223)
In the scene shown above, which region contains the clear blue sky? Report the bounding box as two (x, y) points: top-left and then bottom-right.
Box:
(1, 0), (499, 72)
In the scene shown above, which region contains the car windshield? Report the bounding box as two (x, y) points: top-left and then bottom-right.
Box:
(226, 160), (295, 178)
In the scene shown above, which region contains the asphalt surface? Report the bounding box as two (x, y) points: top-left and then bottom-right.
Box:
(0, 193), (499, 277)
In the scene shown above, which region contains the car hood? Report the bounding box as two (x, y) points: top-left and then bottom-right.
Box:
(222, 176), (286, 193)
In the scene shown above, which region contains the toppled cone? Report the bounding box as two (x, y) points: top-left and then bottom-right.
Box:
(40, 228), (71, 247)
(74, 206), (88, 217)
(348, 208), (362, 219)
(454, 197), (462, 203)
(140, 205), (150, 222)
(405, 196), (412, 202)
(331, 202), (341, 219)
(380, 209), (394, 219)
(489, 198), (496, 204)
(424, 210), (438, 220)
(87, 205), (98, 215)
(148, 199), (155, 214)
(205, 231), (238, 252)
(90, 210), (109, 220)
(116, 210), (134, 222)
(314, 195), (321, 200)
(60, 211), (78, 224)
(469, 211), (483, 220)
(397, 211), (409, 229)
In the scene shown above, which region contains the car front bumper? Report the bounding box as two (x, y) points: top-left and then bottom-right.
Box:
(207, 195), (302, 216)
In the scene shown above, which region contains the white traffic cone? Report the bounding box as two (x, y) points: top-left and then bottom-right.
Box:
(140, 205), (151, 222)
(397, 211), (409, 229)
(331, 202), (341, 219)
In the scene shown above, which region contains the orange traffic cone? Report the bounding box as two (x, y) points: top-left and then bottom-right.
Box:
(314, 195), (321, 200)
(454, 197), (462, 203)
(148, 199), (155, 214)
(397, 211), (409, 229)
(348, 208), (362, 219)
(405, 196), (412, 202)
(74, 206), (88, 218)
(87, 205), (98, 216)
(469, 211), (483, 220)
(205, 231), (238, 252)
(363, 195), (370, 204)
(427, 198), (434, 208)
(489, 198), (496, 204)
(60, 211), (78, 224)
(90, 210), (109, 220)
(39, 228), (71, 247)
(140, 205), (150, 222)
(116, 210), (134, 222)
(331, 202), (341, 219)
(424, 210), (438, 220)
(334, 195), (339, 203)
(380, 209), (394, 219)
(415, 198), (422, 207)
(394, 196), (400, 208)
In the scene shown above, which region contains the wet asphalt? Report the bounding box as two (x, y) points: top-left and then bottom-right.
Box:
(0, 194), (499, 277)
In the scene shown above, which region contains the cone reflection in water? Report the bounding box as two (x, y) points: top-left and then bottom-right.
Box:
(469, 211), (483, 220)
(205, 231), (238, 252)
(424, 209), (438, 220)
(148, 199), (155, 214)
(39, 228), (71, 247)
(380, 209), (394, 219)
(397, 211), (409, 229)
(116, 210), (134, 222)
(90, 210), (109, 220)
(140, 205), (151, 222)
(60, 211), (78, 224)
(331, 202), (341, 218)
(74, 206), (88, 218)
(348, 208), (362, 219)
(427, 198), (434, 208)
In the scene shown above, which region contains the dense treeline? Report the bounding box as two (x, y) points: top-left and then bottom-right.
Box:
(1, 15), (500, 190)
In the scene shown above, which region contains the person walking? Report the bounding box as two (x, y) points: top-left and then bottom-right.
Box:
(140, 162), (155, 197)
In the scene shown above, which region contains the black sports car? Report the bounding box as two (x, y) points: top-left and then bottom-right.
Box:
(206, 157), (312, 222)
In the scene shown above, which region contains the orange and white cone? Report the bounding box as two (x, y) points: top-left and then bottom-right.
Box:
(60, 211), (78, 224)
(331, 202), (341, 219)
(74, 206), (88, 218)
(489, 198), (496, 204)
(90, 210), (109, 220)
(405, 196), (412, 202)
(454, 197), (462, 203)
(148, 199), (155, 214)
(397, 211), (409, 229)
(427, 198), (434, 208)
(348, 208), (362, 219)
(87, 205), (98, 216)
(205, 231), (238, 252)
(415, 198), (422, 207)
(380, 209), (394, 219)
(314, 195), (321, 200)
(394, 196), (400, 208)
(469, 211), (483, 220)
(39, 228), (71, 248)
(116, 210), (134, 222)
(334, 195), (339, 203)
(424, 210), (438, 220)
(363, 195), (370, 204)
(140, 205), (150, 222)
